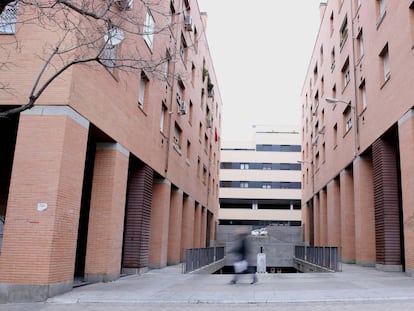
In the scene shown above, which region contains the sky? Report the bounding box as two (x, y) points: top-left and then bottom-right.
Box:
(197, 0), (323, 141)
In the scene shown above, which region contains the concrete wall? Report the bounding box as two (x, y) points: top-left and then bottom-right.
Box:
(217, 225), (303, 268)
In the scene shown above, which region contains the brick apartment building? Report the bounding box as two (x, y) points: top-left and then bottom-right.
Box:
(0, 0), (222, 302)
(301, 0), (414, 276)
(219, 130), (302, 227)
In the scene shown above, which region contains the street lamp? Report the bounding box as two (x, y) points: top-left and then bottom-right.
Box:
(325, 97), (353, 108)
(324, 96), (359, 155)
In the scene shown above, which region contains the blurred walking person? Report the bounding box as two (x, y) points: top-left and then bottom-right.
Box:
(229, 227), (258, 284)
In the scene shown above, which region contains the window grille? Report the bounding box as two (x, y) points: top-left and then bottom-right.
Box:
(0, 2), (18, 34)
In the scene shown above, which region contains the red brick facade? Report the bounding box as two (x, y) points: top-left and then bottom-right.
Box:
(301, 0), (414, 276)
(0, 0), (221, 302)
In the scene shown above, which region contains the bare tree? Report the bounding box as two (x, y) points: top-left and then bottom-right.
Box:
(0, 0), (188, 117)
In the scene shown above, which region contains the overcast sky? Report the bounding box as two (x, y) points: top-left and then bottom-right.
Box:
(197, 0), (323, 141)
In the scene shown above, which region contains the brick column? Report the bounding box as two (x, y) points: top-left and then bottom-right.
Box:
(85, 143), (129, 282)
(398, 110), (414, 276)
(326, 179), (341, 247)
(181, 196), (195, 260)
(303, 201), (312, 245)
(149, 179), (171, 269)
(353, 156), (376, 266)
(0, 106), (89, 300)
(193, 202), (202, 248)
(313, 194), (320, 246)
(167, 189), (183, 265)
(200, 206), (207, 248)
(319, 188), (327, 245)
(340, 168), (356, 263)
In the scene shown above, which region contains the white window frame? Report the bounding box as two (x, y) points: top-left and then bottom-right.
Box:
(380, 44), (390, 81)
(0, 1), (18, 34)
(143, 10), (155, 48)
(358, 31), (364, 59)
(340, 16), (348, 48)
(138, 73), (148, 108)
(262, 183), (271, 189)
(240, 163), (249, 170)
(360, 82), (367, 110)
(379, 0), (386, 18)
(383, 51), (390, 81)
(345, 110), (352, 133)
(240, 182), (249, 188)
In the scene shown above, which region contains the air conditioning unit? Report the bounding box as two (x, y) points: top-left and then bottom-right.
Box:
(312, 136), (319, 146)
(184, 15), (193, 31)
(115, 0), (133, 10)
(318, 124), (326, 134)
(206, 118), (212, 128)
(178, 101), (188, 115)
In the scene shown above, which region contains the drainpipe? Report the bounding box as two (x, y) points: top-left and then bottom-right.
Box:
(350, 0), (360, 155)
(165, 0), (183, 174)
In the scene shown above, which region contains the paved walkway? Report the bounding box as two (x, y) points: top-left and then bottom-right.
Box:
(3, 263), (414, 310)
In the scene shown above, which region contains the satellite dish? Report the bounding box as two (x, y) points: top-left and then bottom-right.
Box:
(104, 28), (125, 46)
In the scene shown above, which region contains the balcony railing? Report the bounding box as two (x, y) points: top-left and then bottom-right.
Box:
(294, 246), (341, 272)
(184, 246), (225, 273)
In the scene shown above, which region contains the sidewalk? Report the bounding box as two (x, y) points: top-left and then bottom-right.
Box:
(3, 263), (414, 310)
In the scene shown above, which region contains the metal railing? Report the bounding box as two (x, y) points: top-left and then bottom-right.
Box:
(295, 246), (341, 272)
(184, 246), (225, 273)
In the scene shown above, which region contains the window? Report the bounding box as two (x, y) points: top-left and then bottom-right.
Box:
(197, 157), (201, 177)
(379, 43), (390, 82)
(203, 134), (208, 152)
(340, 16), (348, 48)
(237, 163), (248, 170)
(263, 163), (272, 170)
(183, 0), (191, 13)
(168, 1), (176, 26)
(138, 72), (149, 108)
(315, 152), (320, 170)
(321, 76), (325, 96)
(173, 123), (182, 152)
(191, 63), (196, 85)
(377, 0), (386, 23)
(357, 30), (364, 60)
(164, 50), (171, 80)
(143, 10), (155, 48)
(344, 106), (352, 133)
(330, 11), (334, 36)
(359, 80), (367, 111)
(202, 166), (207, 184)
(320, 45), (324, 64)
(186, 140), (191, 161)
(341, 57), (350, 89)
(180, 34), (188, 64)
(333, 123), (338, 148)
(189, 100), (193, 124)
(313, 62), (318, 81)
(262, 183), (272, 189)
(0, 1), (17, 34)
(410, 2), (414, 45)
(160, 102), (168, 134)
(322, 143), (326, 163)
(331, 47), (336, 71)
(240, 182), (249, 188)
(194, 27), (199, 52)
